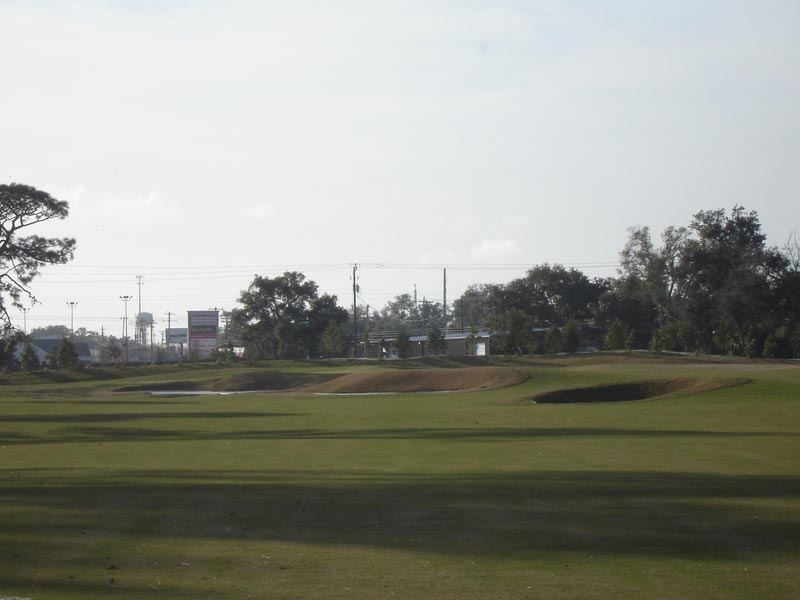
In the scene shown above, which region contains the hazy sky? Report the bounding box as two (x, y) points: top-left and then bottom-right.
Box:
(2, 0), (799, 336)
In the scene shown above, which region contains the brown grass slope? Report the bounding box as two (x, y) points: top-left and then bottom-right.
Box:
(115, 371), (337, 393)
(308, 366), (529, 393)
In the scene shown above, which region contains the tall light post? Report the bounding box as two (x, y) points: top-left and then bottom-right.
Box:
(21, 307), (29, 336)
(66, 301), (78, 338)
(120, 295), (132, 362)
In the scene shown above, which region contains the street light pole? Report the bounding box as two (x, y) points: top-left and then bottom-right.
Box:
(66, 301), (78, 338)
(120, 295), (132, 362)
(21, 307), (29, 336)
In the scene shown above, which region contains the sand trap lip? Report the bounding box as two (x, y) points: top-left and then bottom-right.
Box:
(148, 390), (276, 396)
(313, 389), (464, 396)
(532, 378), (751, 404)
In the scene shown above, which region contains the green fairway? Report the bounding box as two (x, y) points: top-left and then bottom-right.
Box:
(1, 356), (799, 599)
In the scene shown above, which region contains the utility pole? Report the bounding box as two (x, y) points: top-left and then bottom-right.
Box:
(165, 311), (173, 351)
(460, 298), (465, 333)
(352, 264), (358, 358)
(120, 295), (132, 362)
(150, 322), (155, 363)
(66, 301), (78, 338)
(21, 307), (29, 336)
(443, 267), (447, 325)
(222, 312), (230, 343)
(136, 275), (144, 343)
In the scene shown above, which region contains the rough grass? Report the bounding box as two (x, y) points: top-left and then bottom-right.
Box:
(0, 355), (798, 599)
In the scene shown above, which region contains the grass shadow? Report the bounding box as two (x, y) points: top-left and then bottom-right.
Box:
(1, 469), (798, 562)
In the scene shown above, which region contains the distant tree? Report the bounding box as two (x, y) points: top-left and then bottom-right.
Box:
(625, 328), (636, 352)
(100, 343), (123, 363)
(492, 308), (530, 354)
(361, 329), (371, 359)
(305, 295), (349, 358)
(562, 320), (580, 354)
(545, 326), (562, 354)
(649, 328), (665, 355)
(427, 325), (447, 355)
(792, 327), (800, 359)
(450, 284), (492, 330)
(49, 338), (79, 368)
(21, 343), (39, 371)
(762, 334), (777, 359)
(0, 332), (23, 370)
(604, 321), (625, 350)
(466, 324), (478, 356)
(489, 264), (605, 330)
(679, 206), (784, 354)
(30, 325), (70, 338)
(396, 326), (412, 359)
(321, 319), (343, 358)
(0, 184), (76, 327)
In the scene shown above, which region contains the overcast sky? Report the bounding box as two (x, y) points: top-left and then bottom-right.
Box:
(2, 0), (799, 336)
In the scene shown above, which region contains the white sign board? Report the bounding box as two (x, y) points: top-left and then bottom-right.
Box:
(187, 310), (219, 357)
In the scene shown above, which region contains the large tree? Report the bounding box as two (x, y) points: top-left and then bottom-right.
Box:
(0, 184), (76, 327)
(601, 206), (790, 356)
(232, 271), (348, 359)
(678, 206), (785, 354)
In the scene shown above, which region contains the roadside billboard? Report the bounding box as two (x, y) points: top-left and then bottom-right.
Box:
(187, 311), (219, 357)
(166, 328), (188, 345)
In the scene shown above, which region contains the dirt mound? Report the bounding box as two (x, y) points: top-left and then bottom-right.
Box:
(308, 367), (528, 394)
(209, 371), (336, 391)
(532, 378), (750, 404)
(115, 380), (204, 392)
(115, 371), (336, 393)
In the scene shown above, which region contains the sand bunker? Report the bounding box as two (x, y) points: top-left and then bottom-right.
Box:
(307, 367), (528, 394)
(532, 378), (750, 404)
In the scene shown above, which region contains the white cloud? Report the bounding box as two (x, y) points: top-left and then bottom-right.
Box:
(470, 238), (521, 260)
(418, 250), (456, 264)
(95, 191), (172, 221)
(241, 202), (284, 220)
(495, 215), (528, 228)
(438, 214), (473, 230)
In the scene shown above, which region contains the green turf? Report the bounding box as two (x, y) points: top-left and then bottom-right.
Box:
(1, 356), (798, 599)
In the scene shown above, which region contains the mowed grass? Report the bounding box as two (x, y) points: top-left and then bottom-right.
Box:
(0, 356), (798, 599)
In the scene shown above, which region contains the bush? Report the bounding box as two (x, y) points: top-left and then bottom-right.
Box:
(649, 328), (665, 354)
(604, 321), (625, 350)
(427, 325), (446, 355)
(21, 344), (40, 371)
(545, 326), (562, 354)
(396, 326), (412, 359)
(563, 321), (580, 354)
(48, 338), (79, 369)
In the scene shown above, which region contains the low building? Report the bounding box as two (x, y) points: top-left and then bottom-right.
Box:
(364, 330), (491, 358)
(23, 337), (94, 366)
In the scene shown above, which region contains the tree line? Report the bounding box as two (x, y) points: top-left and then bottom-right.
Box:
(232, 206), (800, 360)
(1, 182), (798, 366)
